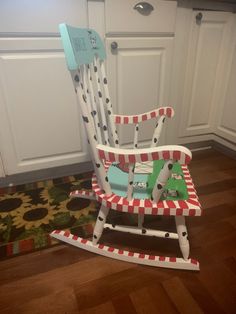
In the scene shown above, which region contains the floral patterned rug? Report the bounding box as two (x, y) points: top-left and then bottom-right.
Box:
(0, 172), (100, 259)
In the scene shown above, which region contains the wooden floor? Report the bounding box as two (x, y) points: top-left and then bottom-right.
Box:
(0, 149), (236, 314)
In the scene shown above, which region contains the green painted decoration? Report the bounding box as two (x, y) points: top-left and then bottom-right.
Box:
(108, 161), (189, 200)
(59, 23), (106, 70)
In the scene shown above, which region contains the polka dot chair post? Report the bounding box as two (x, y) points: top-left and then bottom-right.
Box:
(51, 24), (202, 271)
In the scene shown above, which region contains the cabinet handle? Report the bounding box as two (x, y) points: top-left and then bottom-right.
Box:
(196, 12), (203, 25)
(134, 2), (154, 15)
(111, 41), (118, 50)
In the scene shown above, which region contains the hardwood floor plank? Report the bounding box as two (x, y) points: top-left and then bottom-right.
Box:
(112, 295), (137, 314)
(0, 149), (236, 314)
(79, 301), (117, 314)
(74, 267), (172, 311)
(199, 263), (236, 314)
(162, 276), (204, 314)
(129, 286), (164, 314)
(0, 256), (135, 310)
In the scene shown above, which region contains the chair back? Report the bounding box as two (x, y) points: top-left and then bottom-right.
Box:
(59, 24), (118, 194)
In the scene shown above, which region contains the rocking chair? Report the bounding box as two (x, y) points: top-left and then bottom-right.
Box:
(51, 24), (202, 271)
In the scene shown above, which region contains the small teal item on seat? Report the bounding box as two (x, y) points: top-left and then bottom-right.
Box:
(59, 23), (106, 70)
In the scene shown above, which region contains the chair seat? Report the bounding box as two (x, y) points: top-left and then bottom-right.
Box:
(92, 162), (202, 217)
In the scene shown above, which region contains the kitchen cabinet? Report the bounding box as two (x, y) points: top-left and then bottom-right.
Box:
(214, 25), (236, 144)
(105, 0), (177, 146)
(176, 9), (236, 144)
(0, 0), (90, 177)
(106, 37), (174, 146)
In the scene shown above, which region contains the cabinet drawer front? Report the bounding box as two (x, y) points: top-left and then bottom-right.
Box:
(105, 0), (177, 34)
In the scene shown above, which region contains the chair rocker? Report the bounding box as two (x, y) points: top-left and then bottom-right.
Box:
(51, 24), (202, 271)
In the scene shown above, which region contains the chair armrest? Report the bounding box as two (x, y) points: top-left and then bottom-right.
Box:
(112, 107), (174, 125)
(97, 144), (192, 165)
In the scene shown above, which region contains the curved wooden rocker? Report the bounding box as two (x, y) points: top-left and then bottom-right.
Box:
(50, 24), (202, 271)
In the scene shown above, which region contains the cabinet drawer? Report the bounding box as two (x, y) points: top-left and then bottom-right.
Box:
(105, 0), (177, 34)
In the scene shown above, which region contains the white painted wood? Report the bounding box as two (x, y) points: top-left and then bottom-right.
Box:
(106, 37), (174, 147)
(105, 0), (177, 34)
(179, 11), (234, 138)
(0, 0), (87, 33)
(51, 230), (200, 271)
(0, 154), (5, 178)
(214, 16), (236, 144)
(0, 1), (89, 175)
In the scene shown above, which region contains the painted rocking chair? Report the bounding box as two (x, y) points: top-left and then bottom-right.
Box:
(51, 24), (202, 271)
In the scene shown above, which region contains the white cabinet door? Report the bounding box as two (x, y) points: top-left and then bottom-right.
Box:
(106, 37), (174, 146)
(215, 18), (236, 144)
(0, 0), (90, 175)
(179, 11), (234, 138)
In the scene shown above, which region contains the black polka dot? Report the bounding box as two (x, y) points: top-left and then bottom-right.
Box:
(87, 139), (90, 144)
(163, 118), (166, 123)
(151, 195), (154, 201)
(129, 181), (133, 185)
(93, 110), (97, 116)
(135, 144), (138, 148)
(98, 91), (102, 98)
(97, 123), (100, 127)
(82, 116), (89, 123)
(93, 235), (97, 239)
(165, 233), (169, 238)
(74, 75), (79, 82)
(105, 176), (108, 182)
(103, 125), (107, 131)
(103, 78), (107, 84)
(106, 98), (110, 103)
(115, 140), (119, 144)
(95, 163), (100, 168)
(94, 66), (97, 72)
(142, 229), (146, 234)
(112, 224), (116, 228)
(108, 110), (111, 115)
(98, 78), (100, 83)
(94, 135), (97, 141)
(98, 216), (103, 221)
(87, 89), (89, 93)
(168, 164), (173, 170)
(156, 123), (158, 128)
(82, 95), (86, 102)
(187, 236), (189, 240)
(157, 184), (162, 190)
(104, 140), (107, 145)
(115, 130), (118, 134)
(154, 138), (157, 143)
(136, 126), (139, 131)
(182, 232), (187, 236)
(101, 190), (105, 194)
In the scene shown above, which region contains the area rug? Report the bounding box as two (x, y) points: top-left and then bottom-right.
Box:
(0, 172), (103, 259)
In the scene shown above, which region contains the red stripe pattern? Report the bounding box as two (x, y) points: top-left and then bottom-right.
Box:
(90, 164), (201, 217)
(70, 189), (95, 199)
(98, 148), (192, 165)
(50, 230), (199, 270)
(113, 107), (174, 125)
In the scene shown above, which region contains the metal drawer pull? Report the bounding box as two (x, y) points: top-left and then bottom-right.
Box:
(134, 2), (154, 15)
(111, 41), (118, 50)
(196, 12), (203, 25)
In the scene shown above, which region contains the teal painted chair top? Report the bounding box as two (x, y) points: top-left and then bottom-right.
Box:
(59, 23), (106, 70)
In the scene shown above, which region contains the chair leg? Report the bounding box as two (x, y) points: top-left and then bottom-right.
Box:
(175, 216), (190, 260)
(138, 214), (144, 228)
(92, 205), (110, 245)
